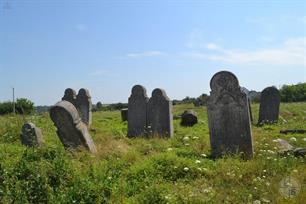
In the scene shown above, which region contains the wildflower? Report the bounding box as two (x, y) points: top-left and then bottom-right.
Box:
(185, 143), (190, 146)
(290, 137), (297, 142)
(167, 147), (173, 151)
(192, 136), (199, 139)
(195, 160), (201, 164)
(184, 167), (189, 171)
(183, 136), (189, 141)
(263, 169), (267, 173)
(303, 138), (306, 142)
(253, 200), (261, 204)
(261, 198), (270, 203)
(293, 169), (298, 173)
(201, 153), (207, 157)
(265, 182), (270, 186)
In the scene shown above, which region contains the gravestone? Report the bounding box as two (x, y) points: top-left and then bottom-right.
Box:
(148, 88), (173, 137)
(128, 85), (149, 137)
(181, 110), (198, 126)
(20, 123), (44, 147)
(121, 108), (128, 121)
(241, 87), (253, 122)
(76, 88), (92, 126)
(50, 100), (97, 153)
(258, 86), (280, 125)
(207, 71), (253, 158)
(62, 88), (77, 107)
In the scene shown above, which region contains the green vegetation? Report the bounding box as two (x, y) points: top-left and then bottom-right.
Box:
(280, 83), (306, 102)
(0, 98), (34, 115)
(0, 103), (305, 203)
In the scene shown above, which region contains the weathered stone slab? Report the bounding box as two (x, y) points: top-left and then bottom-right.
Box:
(207, 71), (253, 158)
(50, 100), (96, 153)
(181, 110), (198, 127)
(76, 88), (92, 126)
(241, 87), (253, 122)
(20, 123), (44, 147)
(128, 85), (149, 137)
(121, 108), (128, 121)
(258, 86), (280, 125)
(62, 88), (77, 107)
(148, 88), (173, 137)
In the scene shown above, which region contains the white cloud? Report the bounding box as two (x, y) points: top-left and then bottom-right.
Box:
(183, 37), (306, 66)
(126, 51), (166, 58)
(75, 24), (86, 31)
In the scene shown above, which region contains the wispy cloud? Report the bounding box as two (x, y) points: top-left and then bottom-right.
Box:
(183, 37), (306, 66)
(75, 24), (86, 31)
(126, 51), (166, 59)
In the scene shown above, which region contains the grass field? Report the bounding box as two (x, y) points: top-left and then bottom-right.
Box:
(0, 103), (305, 203)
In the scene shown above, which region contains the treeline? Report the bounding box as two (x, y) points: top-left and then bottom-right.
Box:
(280, 83), (306, 102)
(0, 98), (34, 115)
(173, 94), (209, 106)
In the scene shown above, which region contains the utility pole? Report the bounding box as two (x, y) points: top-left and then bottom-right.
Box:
(12, 87), (15, 114)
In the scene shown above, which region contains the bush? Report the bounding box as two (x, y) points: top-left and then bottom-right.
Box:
(280, 83), (306, 102)
(0, 98), (34, 115)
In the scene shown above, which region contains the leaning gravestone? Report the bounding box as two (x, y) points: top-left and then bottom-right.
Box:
(128, 85), (149, 137)
(121, 108), (128, 121)
(148, 88), (173, 137)
(76, 88), (92, 126)
(181, 110), (198, 127)
(50, 100), (97, 153)
(62, 88), (77, 107)
(258, 86), (280, 125)
(20, 123), (44, 147)
(207, 71), (253, 158)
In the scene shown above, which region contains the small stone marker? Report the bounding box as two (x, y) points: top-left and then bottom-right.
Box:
(207, 71), (253, 158)
(181, 110), (198, 126)
(128, 85), (149, 137)
(121, 108), (128, 121)
(258, 86), (280, 125)
(20, 123), (43, 147)
(148, 88), (173, 137)
(76, 88), (92, 126)
(50, 100), (97, 153)
(62, 88), (77, 106)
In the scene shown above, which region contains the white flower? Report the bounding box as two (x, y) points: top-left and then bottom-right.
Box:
(183, 167), (189, 171)
(293, 169), (298, 173)
(290, 137), (297, 142)
(265, 182), (270, 186)
(263, 170), (267, 173)
(183, 136), (190, 141)
(262, 198), (270, 203)
(192, 136), (199, 139)
(195, 160), (201, 164)
(303, 138), (306, 142)
(167, 148), (173, 151)
(201, 153), (207, 157)
(185, 143), (190, 146)
(253, 200), (261, 204)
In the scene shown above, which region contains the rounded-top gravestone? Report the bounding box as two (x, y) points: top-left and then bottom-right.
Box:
(258, 86), (280, 125)
(147, 88), (173, 137)
(50, 100), (96, 153)
(207, 71), (253, 159)
(62, 88), (77, 107)
(128, 85), (149, 137)
(20, 122), (44, 147)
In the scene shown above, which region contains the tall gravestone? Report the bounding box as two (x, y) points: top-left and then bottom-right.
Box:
(20, 123), (44, 147)
(62, 88), (77, 107)
(128, 85), (149, 137)
(50, 100), (97, 153)
(148, 88), (173, 137)
(76, 88), (92, 126)
(241, 87), (253, 122)
(207, 71), (253, 158)
(258, 86), (280, 125)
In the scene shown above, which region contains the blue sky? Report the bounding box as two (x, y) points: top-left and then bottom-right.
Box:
(0, 0), (305, 105)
